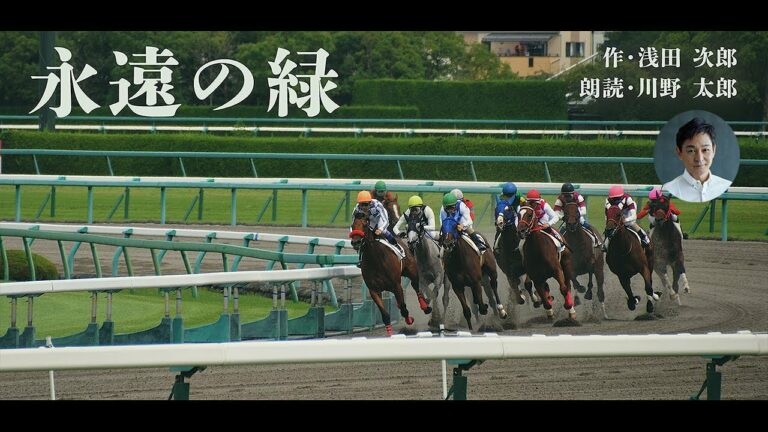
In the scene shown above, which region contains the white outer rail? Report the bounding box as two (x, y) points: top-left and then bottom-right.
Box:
(0, 222), (353, 249)
(0, 124), (765, 137)
(0, 332), (765, 372)
(0, 266), (360, 297)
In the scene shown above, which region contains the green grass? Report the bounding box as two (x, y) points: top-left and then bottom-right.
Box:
(0, 288), (323, 338)
(1, 186), (766, 240)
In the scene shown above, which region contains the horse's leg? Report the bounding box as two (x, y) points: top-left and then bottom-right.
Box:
(451, 282), (473, 330)
(390, 282), (413, 327)
(655, 262), (671, 297)
(369, 289), (395, 336)
(619, 275), (640, 311)
(404, 256), (432, 314)
(555, 261), (576, 319)
(536, 280), (555, 319)
(584, 271), (594, 300)
(471, 279), (489, 316)
(641, 263), (659, 314)
(507, 274), (525, 305)
(595, 260), (608, 319)
(483, 260), (507, 319)
(524, 275), (540, 308)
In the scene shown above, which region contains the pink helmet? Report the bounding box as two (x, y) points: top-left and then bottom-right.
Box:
(608, 185), (624, 198)
(648, 188), (663, 200)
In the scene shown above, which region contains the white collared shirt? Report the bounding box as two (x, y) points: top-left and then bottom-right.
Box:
(663, 170), (732, 202)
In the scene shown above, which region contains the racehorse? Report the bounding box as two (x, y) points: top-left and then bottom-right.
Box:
(381, 192), (401, 233)
(349, 210), (432, 336)
(517, 205), (577, 320)
(561, 201), (607, 318)
(439, 218), (507, 330)
(649, 198), (690, 304)
(406, 207), (449, 326)
(604, 205), (659, 314)
(493, 199), (534, 306)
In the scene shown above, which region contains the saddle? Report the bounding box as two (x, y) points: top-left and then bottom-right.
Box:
(460, 234), (483, 257)
(376, 238), (406, 260)
(539, 229), (566, 254)
(581, 226), (601, 248)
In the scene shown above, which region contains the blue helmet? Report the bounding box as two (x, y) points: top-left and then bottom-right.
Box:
(502, 182), (517, 196)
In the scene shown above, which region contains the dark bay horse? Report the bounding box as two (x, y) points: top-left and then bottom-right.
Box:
(517, 205), (577, 320)
(649, 198), (690, 304)
(349, 211), (431, 336)
(406, 208), (449, 325)
(604, 205), (659, 314)
(381, 192), (401, 233)
(561, 201), (607, 318)
(493, 200), (533, 306)
(440, 218), (507, 330)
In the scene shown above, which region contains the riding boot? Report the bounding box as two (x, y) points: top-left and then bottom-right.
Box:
(383, 230), (398, 246)
(472, 233), (487, 251)
(356, 251), (363, 268)
(583, 222), (602, 247)
(493, 231), (501, 254)
(639, 228), (650, 248)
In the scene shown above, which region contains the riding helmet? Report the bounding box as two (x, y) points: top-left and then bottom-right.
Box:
(442, 192), (457, 207)
(408, 195), (423, 207)
(357, 190), (372, 203)
(450, 188), (464, 200)
(608, 185), (624, 198)
(502, 182), (517, 196)
(648, 188), (663, 200)
(561, 183), (575, 193)
(526, 189), (541, 200)
(374, 181), (387, 193)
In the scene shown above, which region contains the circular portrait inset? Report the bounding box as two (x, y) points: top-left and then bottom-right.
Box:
(654, 110), (739, 203)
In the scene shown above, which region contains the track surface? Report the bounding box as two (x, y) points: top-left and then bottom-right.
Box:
(1, 224), (766, 400)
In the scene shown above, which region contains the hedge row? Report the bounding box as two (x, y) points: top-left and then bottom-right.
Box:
(0, 105), (421, 120)
(0, 250), (60, 281)
(1, 131), (765, 186)
(353, 80), (568, 120)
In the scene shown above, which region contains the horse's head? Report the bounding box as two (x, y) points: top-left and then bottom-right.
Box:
(651, 197), (671, 226)
(405, 206), (425, 250)
(440, 218), (460, 253)
(383, 192), (400, 227)
(349, 209), (370, 251)
(563, 200), (581, 232)
(516, 204), (538, 239)
(604, 204), (624, 239)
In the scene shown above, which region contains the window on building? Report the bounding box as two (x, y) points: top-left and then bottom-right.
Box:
(528, 57), (534, 68)
(566, 42), (585, 57)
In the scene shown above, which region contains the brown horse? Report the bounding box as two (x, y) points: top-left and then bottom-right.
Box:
(517, 205), (577, 320)
(380, 191), (401, 233)
(649, 198), (690, 304)
(440, 218), (507, 330)
(349, 210), (431, 336)
(604, 205), (659, 314)
(561, 201), (607, 318)
(493, 199), (532, 305)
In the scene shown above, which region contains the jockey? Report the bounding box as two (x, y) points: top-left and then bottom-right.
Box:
(638, 188), (683, 236)
(554, 182), (602, 247)
(371, 180), (391, 203)
(524, 189), (566, 245)
(393, 195), (436, 238)
(494, 182), (522, 250)
(450, 188), (475, 222)
(602, 185), (650, 251)
(353, 190), (398, 247)
(440, 192), (486, 251)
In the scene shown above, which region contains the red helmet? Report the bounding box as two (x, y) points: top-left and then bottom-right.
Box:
(526, 189), (541, 200)
(608, 185), (624, 198)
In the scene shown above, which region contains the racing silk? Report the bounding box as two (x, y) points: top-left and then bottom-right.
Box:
(496, 195), (521, 226)
(461, 198), (476, 222)
(604, 194), (638, 224)
(554, 192), (587, 222)
(637, 199), (681, 219)
(393, 205), (436, 235)
(439, 200), (473, 228)
(353, 199), (389, 232)
(532, 199), (560, 226)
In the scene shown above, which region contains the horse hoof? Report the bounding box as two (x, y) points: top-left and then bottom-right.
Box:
(684, 287), (691, 294)
(546, 310), (555, 320)
(423, 306), (433, 314)
(574, 295), (582, 306)
(569, 311), (577, 320)
(385, 325), (394, 336)
(627, 297), (638, 311)
(405, 316), (414, 325)
(533, 301), (542, 308)
(517, 295), (526, 305)
(646, 301), (654, 314)
(479, 305), (489, 315)
(584, 290), (593, 301)
(575, 285), (586, 294)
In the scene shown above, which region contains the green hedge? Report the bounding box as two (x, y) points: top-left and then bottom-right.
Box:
(353, 79), (568, 120)
(1, 131), (766, 186)
(0, 104), (420, 120)
(0, 250), (60, 281)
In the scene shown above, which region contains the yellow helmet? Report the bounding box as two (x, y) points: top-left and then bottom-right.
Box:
(408, 195), (423, 207)
(357, 190), (372, 203)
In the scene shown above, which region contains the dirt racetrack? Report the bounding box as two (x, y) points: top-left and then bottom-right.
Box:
(0, 224), (766, 400)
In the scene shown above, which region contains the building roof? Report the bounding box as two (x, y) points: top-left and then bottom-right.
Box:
(482, 32), (559, 43)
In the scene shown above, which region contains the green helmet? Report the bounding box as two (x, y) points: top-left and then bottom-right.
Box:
(374, 181), (387, 193)
(442, 192), (457, 207)
(408, 195), (423, 207)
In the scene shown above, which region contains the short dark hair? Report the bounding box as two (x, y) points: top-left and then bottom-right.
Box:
(676, 117), (715, 151)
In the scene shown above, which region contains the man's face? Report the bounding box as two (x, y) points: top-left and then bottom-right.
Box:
(677, 132), (716, 182)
